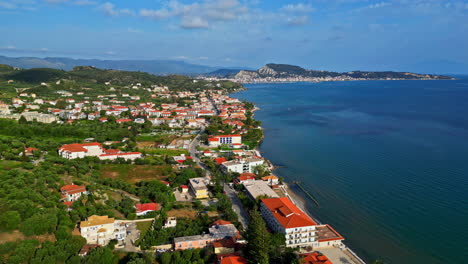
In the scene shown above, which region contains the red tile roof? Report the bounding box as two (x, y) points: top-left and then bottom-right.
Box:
(215, 157), (227, 165)
(211, 220), (232, 226)
(60, 185), (86, 195)
(25, 147), (38, 153)
(135, 203), (160, 213)
(116, 118), (132, 123)
(220, 256), (248, 264)
(59, 143), (102, 153)
(300, 252), (333, 264)
(261, 197), (317, 228)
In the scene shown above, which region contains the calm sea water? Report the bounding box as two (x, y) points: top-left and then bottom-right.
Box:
(232, 78), (468, 264)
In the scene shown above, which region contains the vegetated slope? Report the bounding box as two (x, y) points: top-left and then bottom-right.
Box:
(0, 55), (218, 75)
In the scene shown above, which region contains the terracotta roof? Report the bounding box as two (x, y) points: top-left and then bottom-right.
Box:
(216, 134), (241, 138)
(99, 152), (141, 157)
(261, 175), (278, 180)
(25, 147), (38, 153)
(59, 143), (102, 153)
(220, 256), (248, 264)
(80, 215), (115, 228)
(261, 197), (316, 228)
(63, 201), (73, 207)
(215, 157), (227, 165)
(300, 252), (333, 264)
(211, 220), (232, 226)
(61, 184), (86, 195)
(135, 203), (160, 213)
(236, 173), (256, 182)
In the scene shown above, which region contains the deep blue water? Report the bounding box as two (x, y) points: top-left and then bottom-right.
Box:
(232, 78), (468, 264)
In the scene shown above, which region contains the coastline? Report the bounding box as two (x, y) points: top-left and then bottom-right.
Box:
(234, 90), (368, 264)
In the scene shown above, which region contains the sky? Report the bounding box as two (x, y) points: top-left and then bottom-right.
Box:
(1, 0), (468, 72)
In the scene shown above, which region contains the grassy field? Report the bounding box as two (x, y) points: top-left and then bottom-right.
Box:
(100, 164), (170, 183)
(0, 160), (23, 170)
(141, 148), (189, 156)
(135, 220), (153, 245)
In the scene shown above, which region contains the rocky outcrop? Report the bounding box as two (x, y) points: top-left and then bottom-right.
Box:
(234, 70), (260, 80)
(258, 65), (278, 77)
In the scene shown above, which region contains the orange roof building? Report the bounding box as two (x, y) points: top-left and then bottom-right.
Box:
(219, 255), (248, 264)
(260, 197), (318, 248)
(300, 252), (333, 264)
(60, 184), (87, 202)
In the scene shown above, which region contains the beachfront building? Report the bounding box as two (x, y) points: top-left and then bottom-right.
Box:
(208, 134), (242, 147)
(189, 177), (209, 199)
(79, 215), (127, 246)
(221, 157), (264, 174)
(260, 197), (317, 248)
(244, 180), (279, 200)
(234, 173), (256, 185)
(261, 175), (279, 186)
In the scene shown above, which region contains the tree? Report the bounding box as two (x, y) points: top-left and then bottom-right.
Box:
(0, 211), (21, 231)
(245, 209), (270, 264)
(18, 116), (27, 124)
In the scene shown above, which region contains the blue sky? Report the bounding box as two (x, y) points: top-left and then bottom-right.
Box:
(1, 0), (468, 72)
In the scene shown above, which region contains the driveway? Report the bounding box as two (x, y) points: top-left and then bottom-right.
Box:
(223, 183), (250, 229)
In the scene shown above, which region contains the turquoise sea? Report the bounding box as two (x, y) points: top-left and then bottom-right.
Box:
(231, 78), (468, 264)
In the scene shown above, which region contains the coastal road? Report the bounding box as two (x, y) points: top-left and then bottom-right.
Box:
(223, 183), (250, 229)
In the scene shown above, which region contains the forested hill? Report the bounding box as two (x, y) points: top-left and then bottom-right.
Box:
(0, 64), (243, 93)
(207, 63), (454, 80)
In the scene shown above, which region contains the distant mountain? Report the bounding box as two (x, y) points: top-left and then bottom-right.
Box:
(205, 68), (245, 77)
(0, 55), (219, 75)
(230, 63), (453, 81)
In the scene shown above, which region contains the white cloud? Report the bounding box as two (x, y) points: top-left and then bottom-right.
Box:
(181, 16), (209, 29)
(139, 0), (248, 29)
(73, 0), (96, 6)
(286, 15), (309, 25)
(0, 0), (36, 10)
(366, 2), (391, 9)
(281, 3), (315, 13)
(44, 0), (68, 3)
(139, 8), (172, 19)
(173, 55), (189, 60)
(99, 2), (134, 16)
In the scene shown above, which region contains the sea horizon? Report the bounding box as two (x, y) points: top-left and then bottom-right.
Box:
(231, 78), (468, 264)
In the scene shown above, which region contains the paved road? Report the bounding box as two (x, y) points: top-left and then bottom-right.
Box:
(188, 129), (211, 178)
(223, 183), (250, 229)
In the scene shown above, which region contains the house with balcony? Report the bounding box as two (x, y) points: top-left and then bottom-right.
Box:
(260, 197), (317, 248)
(221, 157), (264, 174)
(79, 215), (127, 246)
(189, 177), (209, 199)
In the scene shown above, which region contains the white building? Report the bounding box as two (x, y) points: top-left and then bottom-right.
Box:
(260, 197), (317, 248)
(208, 134), (242, 147)
(60, 184), (88, 202)
(58, 143), (141, 160)
(244, 180), (279, 200)
(58, 143), (104, 159)
(221, 157), (264, 174)
(80, 215), (127, 246)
